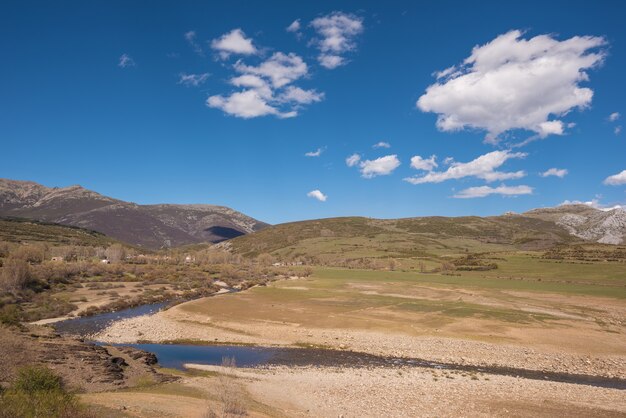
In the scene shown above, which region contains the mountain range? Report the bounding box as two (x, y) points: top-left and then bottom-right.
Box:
(0, 179), (268, 249)
(1, 178), (625, 251)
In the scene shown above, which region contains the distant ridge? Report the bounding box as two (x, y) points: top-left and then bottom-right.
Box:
(0, 178), (269, 249)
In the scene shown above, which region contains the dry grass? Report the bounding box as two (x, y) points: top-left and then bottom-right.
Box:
(204, 357), (247, 418)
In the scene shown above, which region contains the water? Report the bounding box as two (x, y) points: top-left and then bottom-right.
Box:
(112, 343), (279, 369)
(54, 301), (170, 335)
(54, 300), (626, 390)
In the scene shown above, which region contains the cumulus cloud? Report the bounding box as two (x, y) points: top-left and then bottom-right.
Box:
(178, 72), (210, 87)
(417, 30), (606, 144)
(359, 155), (400, 178)
(311, 12), (364, 69)
(609, 112), (621, 122)
(185, 31), (204, 56)
(346, 153), (361, 167)
(118, 54), (135, 68)
(404, 150), (526, 184)
(410, 155), (438, 171)
(286, 19), (301, 33)
(235, 52), (307, 88)
(604, 170), (626, 186)
(453, 185), (533, 199)
(211, 29), (257, 59)
(616, 126), (622, 135)
(278, 86), (324, 104)
(540, 168), (568, 178)
(208, 52), (322, 119)
(305, 147), (324, 157)
(307, 189), (328, 202)
(372, 141), (391, 149)
(560, 199), (624, 211)
(207, 90), (288, 119)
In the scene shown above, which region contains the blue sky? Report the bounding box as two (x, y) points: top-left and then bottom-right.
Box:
(1, 0), (625, 224)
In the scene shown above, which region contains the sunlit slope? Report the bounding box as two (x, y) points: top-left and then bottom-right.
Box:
(227, 214), (577, 261)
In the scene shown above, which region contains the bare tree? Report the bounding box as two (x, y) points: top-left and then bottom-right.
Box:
(104, 244), (126, 263)
(0, 259), (30, 295)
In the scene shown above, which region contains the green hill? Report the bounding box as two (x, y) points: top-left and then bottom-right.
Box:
(0, 217), (118, 247)
(226, 214), (578, 263)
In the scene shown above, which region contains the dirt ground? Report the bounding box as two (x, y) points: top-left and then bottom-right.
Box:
(81, 364), (626, 418)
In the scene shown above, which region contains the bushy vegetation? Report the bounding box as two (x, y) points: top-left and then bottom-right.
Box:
(0, 366), (95, 418)
(0, 230), (312, 323)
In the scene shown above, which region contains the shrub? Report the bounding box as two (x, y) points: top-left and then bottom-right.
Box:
(0, 365), (95, 418)
(0, 304), (23, 327)
(0, 259), (30, 295)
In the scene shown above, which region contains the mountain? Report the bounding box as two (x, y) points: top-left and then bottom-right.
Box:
(0, 217), (118, 247)
(225, 205), (625, 262)
(524, 204), (626, 245)
(0, 179), (269, 249)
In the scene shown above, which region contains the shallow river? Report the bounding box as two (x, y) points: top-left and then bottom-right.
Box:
(54, 299), (626, 390)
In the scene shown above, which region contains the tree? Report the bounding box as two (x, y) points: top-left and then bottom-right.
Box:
(104, 244), (126, 263)
(0, 259), (30, 295)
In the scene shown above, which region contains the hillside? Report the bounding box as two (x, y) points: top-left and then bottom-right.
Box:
(224, 212), (581, 262)
(0, 179), (269, 249)
(0, 217), (118, 247)
(524, 204), (626, 244)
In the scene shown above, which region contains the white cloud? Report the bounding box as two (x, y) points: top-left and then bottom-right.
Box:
(207, 90), (282, 119)
(279, 86), (324, 104)
(118, 54), (135, 68)
(209, 52), (322, 119)
(417, 30), (606, 144)
(185, 31), (204, 56)
(453, 185), (533, 199)
(305, 147), (324, 157)
(211, 29), (257, 59)
(560, 199), (624, 211)
(609, 112), (620, 122)
(372, 141), (391, 149)
(346, 153), (361, 167)
(404, 150), (526, 184)
(311, 12), (364, 69)
(307, 189), (327, 202)
(178, 72), (210, 87)
(616, 126), (622, 135)
(540, 168), (568, 178)
(443, 157), (455, 165)
(603, 170), (626, 186)
(318, 54), (345, 70)
(235, 52), (307, 88)
(286, 19), (301, 33)
(410, 155), (438, 171)
(359, 155), (400, 178)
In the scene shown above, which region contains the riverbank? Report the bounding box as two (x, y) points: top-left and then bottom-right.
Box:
(179, 364), (626, 417)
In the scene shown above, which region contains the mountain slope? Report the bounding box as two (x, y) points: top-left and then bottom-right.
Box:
(0, 217), (118, 247)
(226, 205), (626, 262)
(524, 204), (626, 245)
(0, 179), (268, 248)
(224, 213), (579, 261)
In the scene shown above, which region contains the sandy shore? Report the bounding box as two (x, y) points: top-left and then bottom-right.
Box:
(183, 364), (626, 417)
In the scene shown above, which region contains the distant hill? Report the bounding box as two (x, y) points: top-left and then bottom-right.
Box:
(0, 217), (118, 247)
(524, 204), (626, 245)
(0, 179), (269, 249)
(225, 205), (625, 261)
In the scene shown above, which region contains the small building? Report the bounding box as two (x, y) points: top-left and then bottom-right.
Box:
(50, 256), (64, 262)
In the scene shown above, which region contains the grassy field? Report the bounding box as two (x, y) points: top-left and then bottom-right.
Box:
(172, 252), (625, 356)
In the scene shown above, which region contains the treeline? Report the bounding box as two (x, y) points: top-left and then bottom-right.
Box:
(0, 241), (313, 324)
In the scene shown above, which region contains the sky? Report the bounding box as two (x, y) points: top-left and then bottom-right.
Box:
(1, 0), (625, 224)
